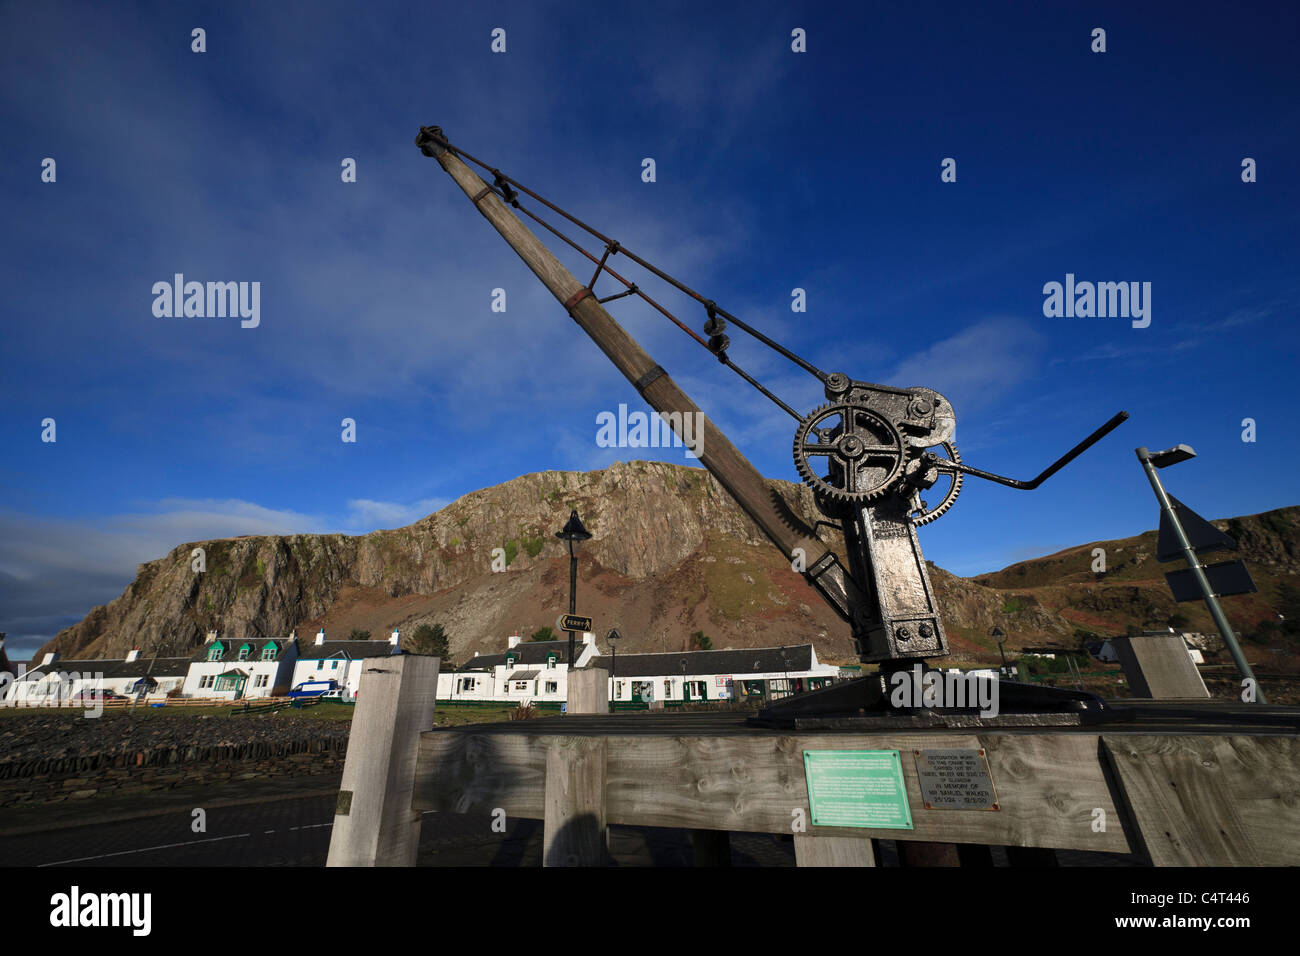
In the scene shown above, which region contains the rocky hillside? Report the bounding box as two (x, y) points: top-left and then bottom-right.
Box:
(39, 462), (1300, 668)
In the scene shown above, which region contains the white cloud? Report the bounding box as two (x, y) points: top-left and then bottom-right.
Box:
(886, 317), (1047, 415)
(344, 497), (450, 530)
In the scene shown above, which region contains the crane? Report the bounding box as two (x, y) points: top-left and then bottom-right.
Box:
(416, 125), (1129, 722)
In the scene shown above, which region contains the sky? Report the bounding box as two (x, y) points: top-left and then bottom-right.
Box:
(1, 1), (1297, 659)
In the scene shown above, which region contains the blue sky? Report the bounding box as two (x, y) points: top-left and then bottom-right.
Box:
(2, 1), (1297, 659)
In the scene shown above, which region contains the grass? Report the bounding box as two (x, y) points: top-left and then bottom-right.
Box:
(1, 699), (521, 727)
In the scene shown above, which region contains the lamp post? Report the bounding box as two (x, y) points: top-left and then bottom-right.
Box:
(991, 626), (1008, 676)
(555, 509), (593, 672)
(607, 628), (621, 711)
(1136, 444), (1264, 703)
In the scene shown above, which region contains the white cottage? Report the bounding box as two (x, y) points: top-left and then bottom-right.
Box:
(4, 650), (191, 703)
(290, 629), (403, 699)
(436, 636), (839, 707)
(600, 644), (839, 705)
(181, 631), (299, 700)
(438, 634), (599, 704)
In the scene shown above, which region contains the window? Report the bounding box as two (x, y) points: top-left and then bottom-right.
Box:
(615, 681), (625, 698)
(207, 644), (224, 661)
(200, 675), (214, 689)
(460, 678), (476, 692)
(237, 644), (252, 661)
(255, 674), (269, 688)
(261, 644), (276, 660)
(545, 681), (558, 694)
(547, 655), (557, 669)
(330, 660), (338, 670)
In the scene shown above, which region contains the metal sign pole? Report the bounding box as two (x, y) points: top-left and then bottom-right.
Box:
(1135, 447), (1264, 703)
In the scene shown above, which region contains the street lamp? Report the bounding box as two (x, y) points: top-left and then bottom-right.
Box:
(607, 628), (621, 710)
(991, 626), (1008, 675)
(555, 509), (593, 671)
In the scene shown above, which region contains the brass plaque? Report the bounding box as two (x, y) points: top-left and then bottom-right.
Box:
(912, 748), (999, 811)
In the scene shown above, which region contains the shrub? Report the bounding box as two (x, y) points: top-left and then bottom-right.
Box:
(509, 703), (538, 721)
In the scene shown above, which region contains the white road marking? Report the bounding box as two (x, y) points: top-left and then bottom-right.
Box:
(40, 832), (253, 867)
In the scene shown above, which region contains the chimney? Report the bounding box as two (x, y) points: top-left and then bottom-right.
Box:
(41, 652), (58, 666)
(204, 630), (217, 644)
(125, 648), (141, 663)
(315, 629), (326, 646)
(389, 629), (401, 649)
(507, 634), (521, 649)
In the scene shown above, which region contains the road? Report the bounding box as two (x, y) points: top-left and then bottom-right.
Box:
(0, 778), (798, 867)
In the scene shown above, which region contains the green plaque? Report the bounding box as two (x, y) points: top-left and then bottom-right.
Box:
(803, 749), (913, 829)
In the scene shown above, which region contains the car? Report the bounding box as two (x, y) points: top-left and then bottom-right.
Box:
(69, 690), (126, 703)
(288, 679), (339, 699)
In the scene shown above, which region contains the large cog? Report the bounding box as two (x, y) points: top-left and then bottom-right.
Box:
(793, 402), (906, 504)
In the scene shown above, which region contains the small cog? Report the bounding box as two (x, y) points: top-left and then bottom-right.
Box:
(908, 440), (963, 526)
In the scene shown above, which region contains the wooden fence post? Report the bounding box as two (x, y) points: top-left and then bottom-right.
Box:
(567, 668), (608, 714)
(794, 835), (878, 866)
(543, 737), (608, 866)
(326, 655), (439, 866)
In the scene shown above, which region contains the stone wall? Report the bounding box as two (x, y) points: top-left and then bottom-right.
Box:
(0, 712), (350, 807)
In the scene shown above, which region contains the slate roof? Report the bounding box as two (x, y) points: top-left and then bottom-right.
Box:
(20, 656), (193, 680)
(591, 644), (815, 678)
(298, 640), (399, 661)
(507, 670), (540, 680)
(190, 637), (293, 663)
(457, 640), (581, 671)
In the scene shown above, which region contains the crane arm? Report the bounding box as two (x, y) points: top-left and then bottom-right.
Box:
(416, 126), (869, 635)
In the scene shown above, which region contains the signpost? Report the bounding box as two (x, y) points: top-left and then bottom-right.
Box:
(1136, 444), (1264, 702)
(557, 614), (593, 633)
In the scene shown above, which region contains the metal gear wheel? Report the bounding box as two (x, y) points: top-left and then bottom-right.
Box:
(793, 402), (906, 504)
(906, 441), (963, 526)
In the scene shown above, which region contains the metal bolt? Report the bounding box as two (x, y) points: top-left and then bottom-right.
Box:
(919, 623), (934, 639)
(896, 626), (912, 642)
